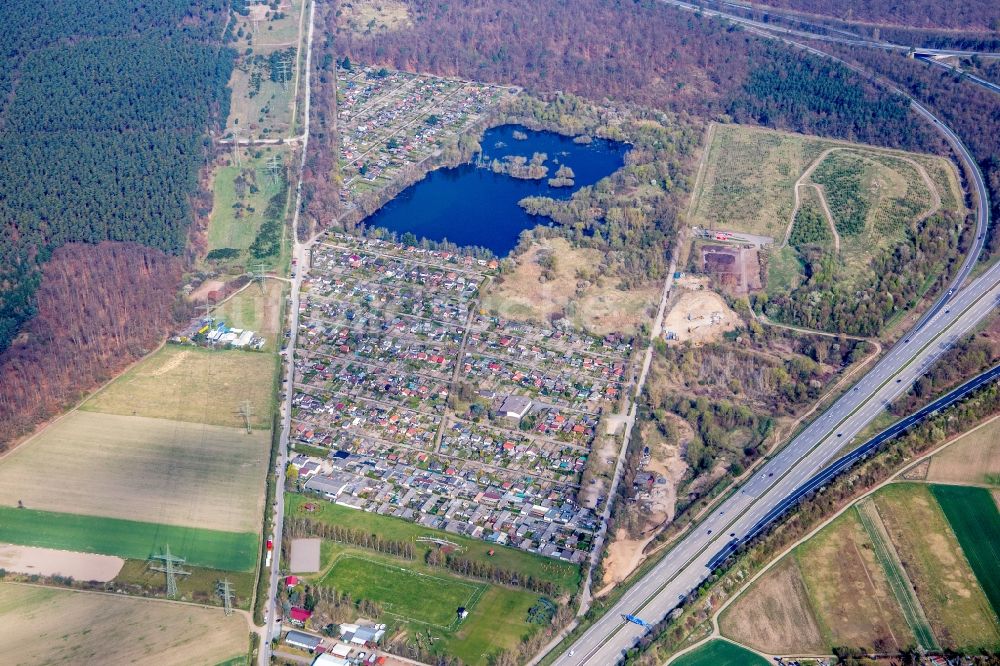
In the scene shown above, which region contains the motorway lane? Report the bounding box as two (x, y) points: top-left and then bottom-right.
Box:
(557, 257), (1000, 665)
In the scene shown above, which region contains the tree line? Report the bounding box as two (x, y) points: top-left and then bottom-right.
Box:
(286, 516), (417, 559)
(427, 549), (560, 596)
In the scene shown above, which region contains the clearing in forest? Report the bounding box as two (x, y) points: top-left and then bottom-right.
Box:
(482, 237), (659, 336)
(82, 344), (278, 430)
(874, 483), (1000, 650)
(0, 411), (269, 533)
(205, 148), (291, 267)
(0, 583), (249, 666)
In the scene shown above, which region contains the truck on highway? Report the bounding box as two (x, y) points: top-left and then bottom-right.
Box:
(623, 614), (650, 628)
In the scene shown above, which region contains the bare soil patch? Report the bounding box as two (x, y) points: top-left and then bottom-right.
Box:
(0, 583), (249, 666)
(662, 281), (741, 344)
(483, 238), (659, 336)
(190, 279), (225, 302)
(0, 544), (123, 582)
(0, 411), (269, 533)
(719, 557), (824, 654)
(698, 244), (761, 296)
(289, 537), (322, 572)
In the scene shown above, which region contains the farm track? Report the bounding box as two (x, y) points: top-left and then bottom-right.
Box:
(855, 498), (938, 651)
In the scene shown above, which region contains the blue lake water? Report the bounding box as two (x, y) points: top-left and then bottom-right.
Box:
(363, 124), (628, 256)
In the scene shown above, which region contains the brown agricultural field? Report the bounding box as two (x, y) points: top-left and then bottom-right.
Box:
(0, 584), (249, 666)
(0, 411), (269, 532)
(874, 483), (1000, 650)
(719, 557), (825, 654)
(926, 417), (1000, 487)
(81, 344), (278, 430)
(795, 510), (914, 651)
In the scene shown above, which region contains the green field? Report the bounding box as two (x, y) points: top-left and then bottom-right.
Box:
(309, 541), (541, 665)
(0, 507), (257, 571)
(322, 554), (484, 627)
(672, 640), (769, 666)
(931, 484), (1000, 617)
(287, 493), (581, 593)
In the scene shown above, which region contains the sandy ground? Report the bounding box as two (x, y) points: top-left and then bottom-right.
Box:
(0, 583), (250, 666)
(289, 537), (321, 572)
(662, 281), (740, 344)
(0, 544), (124, 582)
(190, 279), (225, 301)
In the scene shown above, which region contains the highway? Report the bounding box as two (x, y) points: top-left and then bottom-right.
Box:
(259, 0), (315, 663)
(556, 253), (1000, 664)
(552, 4), (997, 664)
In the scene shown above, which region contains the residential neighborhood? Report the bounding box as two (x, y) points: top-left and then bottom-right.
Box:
(286, 236), (637, 563)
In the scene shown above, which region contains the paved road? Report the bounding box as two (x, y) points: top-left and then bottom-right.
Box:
(259, 0), (315, 663)
(552, 4), (997, 663)
(914, 54), (1000, 95)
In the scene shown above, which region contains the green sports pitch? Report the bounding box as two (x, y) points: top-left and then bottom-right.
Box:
(321, 554), (485, 628)
(672, 639), (769, 666)
(0, 506), (257, 571)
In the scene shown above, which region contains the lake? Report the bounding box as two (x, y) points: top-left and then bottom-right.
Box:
(362, 124), (628, 255)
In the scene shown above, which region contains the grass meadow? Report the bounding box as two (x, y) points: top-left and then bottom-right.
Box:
(672, 640), (769, 666)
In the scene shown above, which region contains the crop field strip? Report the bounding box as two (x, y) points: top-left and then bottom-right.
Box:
(0, 583), (250, 666)
(930, 484), (1000, 617)
(873, 484), (1000, 649)
(0, 411), (269, 533)
(672, 639), (770, 666)
(0, 506), (257, 571)
(855, 498), (938, 650)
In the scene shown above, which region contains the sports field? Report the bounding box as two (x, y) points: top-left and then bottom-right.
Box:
(672, 639), (769, 666)
(322, 554), (484, 627)
(312, 541), (540, 665)
(874, 484), (1000, 649)
(287, 493), (581, 593)
(0, 411), (269, 532)
(0, 583), (250, 666)
(82, 345), (277, 430)
(931, 484), (1000, 617)
(0, 506), (257, 571)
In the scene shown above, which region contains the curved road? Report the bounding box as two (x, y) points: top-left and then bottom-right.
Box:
(552, 4), (996, 664)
